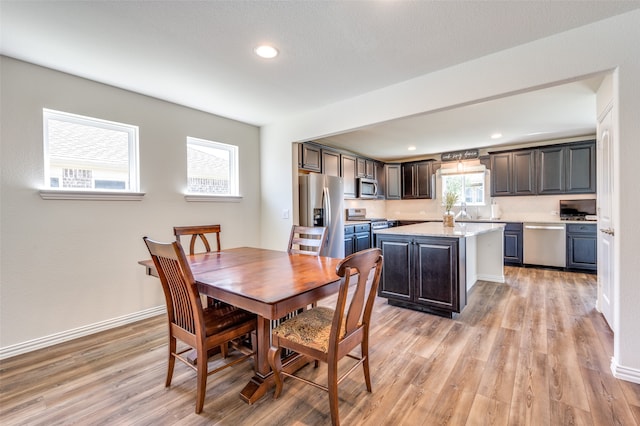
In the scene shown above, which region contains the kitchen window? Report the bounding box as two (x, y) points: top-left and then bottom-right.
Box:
(186, 137), (239, 199)
(440, 167), (486, 206)
(41, 109), (141, 200)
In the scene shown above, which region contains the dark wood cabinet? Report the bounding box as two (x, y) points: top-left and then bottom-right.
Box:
(377, 234), (465, 318)
(565, 141), (596, 193)
(402, 161), (432, 199)
(490, 150), (536, 196)
(385, 164), (401, 200)
(356, 157), (375, 179)
(299, 143), (322, 172)
(492, 141), (595, 197)
(341, 154), (357, 198)
(503, 222), (523, 265)
(344, 224), (371, 256)
(321, 148), (341, 177)
(566, 223), (597, 271)
(375, 161), (386, 199)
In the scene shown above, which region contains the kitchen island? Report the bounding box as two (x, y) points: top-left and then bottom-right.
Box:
(374, 222), (505, 318)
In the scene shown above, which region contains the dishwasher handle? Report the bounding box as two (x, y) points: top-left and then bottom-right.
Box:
(524, 225), (565, 230)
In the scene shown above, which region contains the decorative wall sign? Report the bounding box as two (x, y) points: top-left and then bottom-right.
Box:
(441, 149), (479, 162)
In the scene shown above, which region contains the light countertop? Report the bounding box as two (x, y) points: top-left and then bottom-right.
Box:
(374, 222), (505, 238)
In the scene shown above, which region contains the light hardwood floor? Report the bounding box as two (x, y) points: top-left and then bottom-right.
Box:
(2, 267), (639, 425)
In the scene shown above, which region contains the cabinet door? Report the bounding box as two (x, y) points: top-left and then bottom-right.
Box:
(377, 238), (412, 301)
(344, 235), (355, 257)
(375, 162), (386, 199)
(537, 146), (564, 194)
(566, 142), (596, 193)
(385, 164), (401, 200)
(341, 155), (357, 198)
(355, 232), (371, 252)
(490, 153), (512, 196)
(401, 163), (416, 198)
(567, 234), (597, 270)
(415, 162), (431, 198)
(365, 160), (375, 179)
(513, 150), (536, 195)
(356, 157), (366, 178)
(414, 238), (459, 311)
(504, 231), (523, 265)
(300, 143), (321, 172)
(321, 149), (340, 177)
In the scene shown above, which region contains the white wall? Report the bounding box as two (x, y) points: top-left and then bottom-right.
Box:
(260, 11), (640, 381)
(0, 57), (261, 351)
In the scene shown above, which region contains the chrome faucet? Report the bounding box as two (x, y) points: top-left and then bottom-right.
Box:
(456, 202), (472, 220)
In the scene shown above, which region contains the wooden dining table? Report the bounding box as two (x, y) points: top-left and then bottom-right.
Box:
(139, 247), (343, 404)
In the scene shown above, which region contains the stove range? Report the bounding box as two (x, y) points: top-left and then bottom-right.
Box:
(346, 208), (390, 229)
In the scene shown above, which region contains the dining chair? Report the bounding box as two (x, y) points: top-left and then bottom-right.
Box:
(267, 248), (383, 426)
(173, 224), (222, 255)
(143, 237), (256, 414)
(287, 225), (328, 255)
(174, 224), (227, 341)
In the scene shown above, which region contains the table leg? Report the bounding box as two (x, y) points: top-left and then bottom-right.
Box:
(239, 315), (311, 404)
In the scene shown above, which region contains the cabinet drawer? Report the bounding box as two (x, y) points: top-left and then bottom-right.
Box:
(566, 223), (596, 234)
(344, 225), (355, 235)
(504, 222), (523, 232)
(355, 224), (370, 233)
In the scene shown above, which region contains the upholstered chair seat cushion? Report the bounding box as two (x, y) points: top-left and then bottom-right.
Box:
(272, 307), (344, 353)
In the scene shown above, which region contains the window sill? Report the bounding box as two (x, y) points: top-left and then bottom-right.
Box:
(39, 190), (145, 201)
(184, 194), (243, 202)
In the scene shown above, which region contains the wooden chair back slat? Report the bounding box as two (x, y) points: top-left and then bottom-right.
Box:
(174, 224), (222, 255)
(288, 225), (328, 256)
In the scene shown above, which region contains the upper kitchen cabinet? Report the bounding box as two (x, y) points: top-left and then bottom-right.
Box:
(321, 148), (341, 177)
(402, 161), (433, 199)
(299, 142), (322, 172)
(537, 140), (596, 194)
(490, 149), (536, 196)
(357, 157), (375, 179)
(341, 154), (357, 198)
(375, 161), (386, 199)
(385, 164), (401, 200)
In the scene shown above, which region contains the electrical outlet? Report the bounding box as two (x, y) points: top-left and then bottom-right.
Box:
(281, 209), (289, 219)
(551, 210), (559, 216)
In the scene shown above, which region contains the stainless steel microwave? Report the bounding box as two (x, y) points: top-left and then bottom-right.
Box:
(357, 178), (378, 199)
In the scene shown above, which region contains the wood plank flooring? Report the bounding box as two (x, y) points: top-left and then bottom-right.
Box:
(2, 267), (639, 425)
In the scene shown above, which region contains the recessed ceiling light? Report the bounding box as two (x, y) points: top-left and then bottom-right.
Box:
(408, 146), (416, 151)
(254, 45), (279, 59)
(491, 133), (502, 139)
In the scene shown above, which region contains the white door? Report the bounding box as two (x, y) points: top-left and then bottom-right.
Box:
(597, 105), (615, 331)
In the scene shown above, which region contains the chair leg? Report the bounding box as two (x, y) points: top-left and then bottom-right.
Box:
(267, 346), (284, 398)
(195, 350), (208, 414)
(328, 361), (340, 426)
(166, 336), (177, 387)
(220, 343), (229, 358)
(362, 342), (372, 392)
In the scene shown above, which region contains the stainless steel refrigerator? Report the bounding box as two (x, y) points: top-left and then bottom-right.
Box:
(299, 174), (345, 258)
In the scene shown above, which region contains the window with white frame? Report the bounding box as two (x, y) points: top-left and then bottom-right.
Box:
(186, 137), (239, 196)
(43, 109), (139, 192)
(441, 169), (486, 206)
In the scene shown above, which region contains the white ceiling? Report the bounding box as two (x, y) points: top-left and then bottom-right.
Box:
(2, 1), (639, 160)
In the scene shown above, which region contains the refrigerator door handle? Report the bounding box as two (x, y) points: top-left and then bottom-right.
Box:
(324, 187), (331, 231)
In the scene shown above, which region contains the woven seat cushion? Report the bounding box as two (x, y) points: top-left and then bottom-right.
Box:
(272, 307), (339, 353)
(203, 305), (255, 337)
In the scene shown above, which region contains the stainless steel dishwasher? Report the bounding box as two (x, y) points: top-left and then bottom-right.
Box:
(523, 222), (566, 268)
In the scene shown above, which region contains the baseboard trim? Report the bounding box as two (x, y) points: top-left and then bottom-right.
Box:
(611, 357), (640, 384)
(477, 273), (505, 283)
(0, 306), (165, 360)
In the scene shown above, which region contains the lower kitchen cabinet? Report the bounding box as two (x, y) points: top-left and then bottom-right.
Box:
(377, 234), (465, 318)
(504, 222), (523, 266)
(344, 223), (371, 256)
(566, 223), (597, 272)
